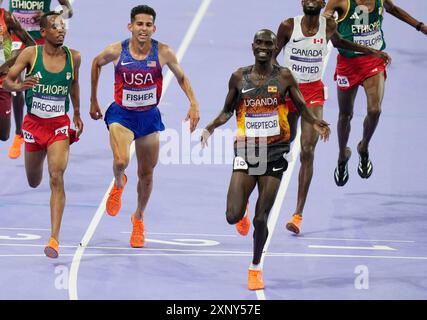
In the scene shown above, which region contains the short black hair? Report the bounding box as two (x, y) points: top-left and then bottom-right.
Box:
(40, 11), (62, 28)
(131, 5), (156, 22)
(254, 29), (277, 41)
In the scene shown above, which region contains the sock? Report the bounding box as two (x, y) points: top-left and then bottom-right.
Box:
(249, 263), (262, 271)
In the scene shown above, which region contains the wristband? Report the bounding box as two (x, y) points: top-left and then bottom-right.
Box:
(416, 22), (424, 31)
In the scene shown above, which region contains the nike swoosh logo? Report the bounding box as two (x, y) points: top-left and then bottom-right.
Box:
(272, 167), (283, 172)
(121, 61), (134, 66)
(310, 100), (321, 105)
(293, 38), (305, 43)
(5, 110), (11, 115)
(242, 88), (256, 94)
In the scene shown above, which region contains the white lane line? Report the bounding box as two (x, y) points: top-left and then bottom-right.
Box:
(120, 231), (238, 238)
(4, 252), (427, 260)
(308, 245), (396, 251)
(299, 237), (415, 243)
(0, 228), (50, 231)
(0, 234), (41, 241)
(68, 0), (212, 301)
(256, 41), (334, 300)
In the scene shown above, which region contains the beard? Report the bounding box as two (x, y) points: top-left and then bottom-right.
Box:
(303, 7), (322, 16)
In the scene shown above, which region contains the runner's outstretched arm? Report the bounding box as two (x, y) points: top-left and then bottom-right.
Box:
(200, 70), (240, 148)
(384, 0), (427, 35)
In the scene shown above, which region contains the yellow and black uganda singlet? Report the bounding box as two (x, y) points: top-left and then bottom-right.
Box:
(234, 65), (290, 163)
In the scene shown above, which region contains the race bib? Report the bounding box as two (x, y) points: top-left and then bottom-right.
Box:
(354, 29), (383, 51)
(12, 41), (23, 51)
(31, 94), (66, 118)
(12, 11), (41, 32)
(122, 86), (157, 108)
(22, 130), (35, 143)
(55, 126), (69, 136)
(245, 112), (280, 138)
(233, 156), (248, 170)
(336, 75), (350, 88)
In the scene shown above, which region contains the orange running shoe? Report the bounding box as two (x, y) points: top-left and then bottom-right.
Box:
(248, 269), (264, 290)
(130, 214), (145, 248)
(8, 134), (24, 159)
(106, 174), (127, 216)
(235, 203), (250, 236)
(44, 237), (59, 259)
(286, 214), (302, 234)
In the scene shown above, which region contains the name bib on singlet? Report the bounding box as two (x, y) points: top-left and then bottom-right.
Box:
(353, 29), (383, 51)
(13, 10), (40, 31)
(245, 112), (280, 138)
(31, 94), (66, 118)
(122, 85), (157, 108)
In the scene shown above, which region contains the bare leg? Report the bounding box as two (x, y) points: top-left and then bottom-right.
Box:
(359, 72), (385, 153)
(109, 123), (134, 187)
(12, 92), (24, 135)
(252, 175), (281, 265)
(226, 171), (257, 225)
(288, 111), (299, 143)
(134, 132), (160, 220)
(337, 85), (359, 162)
(0, 114), (11, 141)
(46, 139), (69, 241)
(295, 106), (322, 216)
(25, 150), (47, 188)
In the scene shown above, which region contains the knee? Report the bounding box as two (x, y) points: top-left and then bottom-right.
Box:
(114, 157), (129, 172)
(28, 180), (41, 188)
(226, 204), (245, 225)
(300, 144), (315, 163)
(0, 132), (9, 141)
(253, 214), (267, 230)
(339, 112), (353, 122)
(49, 170), (65, 188)
(137, 168), (154, 183)
(367, 107), (381, 119)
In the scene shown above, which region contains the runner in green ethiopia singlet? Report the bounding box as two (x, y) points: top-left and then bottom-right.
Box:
(0, 9), (13, 65)
(26, 45), (74, 118)
(337, 0), (386, 58)
(9, 0), (52, 40)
